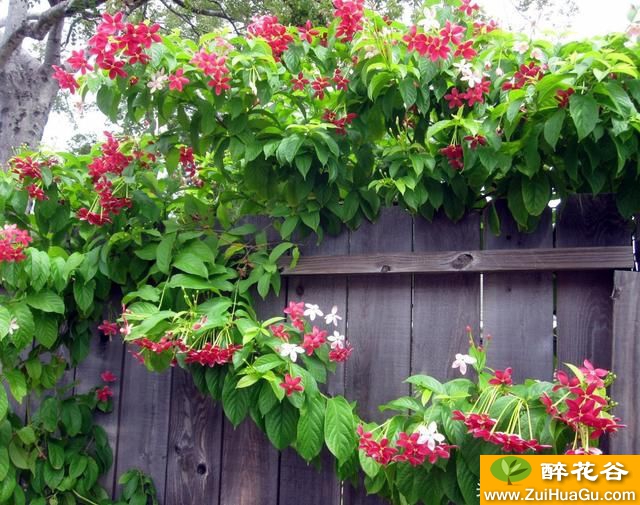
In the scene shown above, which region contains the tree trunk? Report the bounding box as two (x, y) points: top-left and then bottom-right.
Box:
(0, 49), (59, 165)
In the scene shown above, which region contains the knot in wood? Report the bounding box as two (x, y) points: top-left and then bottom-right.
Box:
(380, 264), (391, 273)
(451, 253), (473, 270)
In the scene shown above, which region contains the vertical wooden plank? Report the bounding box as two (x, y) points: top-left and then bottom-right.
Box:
(279, 232), (348, 505)
(483, 202), (554, 382)
(74, 328), (126, 497)
(165, 368), (223, 504)
(556, 195), (631, 370)
(344, 206), (413, 505)
(610, 271), (640, 454)
(114, 360), (172, 501)
(412, 212), (481, 380)
(219, 217), (283, 505)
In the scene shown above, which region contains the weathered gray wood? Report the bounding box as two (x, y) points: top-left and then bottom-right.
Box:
(279, 246), (631, 275)
(344, 207), (413, 505)
(556, 195), (632, 370)
(279, 232), (348, 505)
(165, 368), (223, 504)
(220, 216), (283, 505)
(74, 328), (125, 497)
(413, 212), (481, 381)
(483, 203), (554, 381)
(114, 361), (172, 502)
(610, 271), (640, 454)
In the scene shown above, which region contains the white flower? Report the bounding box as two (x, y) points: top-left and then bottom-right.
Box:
(461, 70), (484, 88)
(327, 331), (345, 349)
(147, 70), (168, 93)
(626, 23), (640, 43)
(495, 67), (504, 77)
(7, 318), (19, 335)
(416, 422), (445, 450)
(530, 47), (545, 61)
(324, 306), (342, 326)
(417, 7), (440, 31)
(278, 343), (305, 362)
(513, 41), (529, 54)
(453, 59), (472, 77)
(451, 353), (476, 375)
(303, 303), (324, 321)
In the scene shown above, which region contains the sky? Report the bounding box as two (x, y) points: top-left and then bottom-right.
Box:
(1, 0), (634, 149)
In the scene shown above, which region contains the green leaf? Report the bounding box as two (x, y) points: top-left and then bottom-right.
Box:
(507, 176), (529, 228)
(521, 172), (551, 216)
(252, 354), (284, 373)
(0, 446), (8, 481)
(280, 216), (299, 239)
(16, 426), (36, 445)
(73, 278), (95, 314)
(32, 312), (59, 349)
(25, 249), (50, 292)
(69, 455), (88, 480)
(277, 135), (304, 164)
(4, 370), (27, 403)
(300, 211), (320, 232)
(324, 396), (356, 464)
(399, 78), (418, 108)
(173, 252), (208, 278)
(0, 387), (7, 421)
(296, 396), (325, 461)
(48, 440), (64, 469)
(379, 396), (422, 412)
(222, 374), (250, 427)
(543, 109), (565, 149)
(156, 234), (176, 274)
(265, 400), (298, 450)
(569, 94), (599, 140)
(8, 441), (28, 469)
(9, 303), (34, 349)
(0, 306), (10, 340)
(25, 291), (65, 314)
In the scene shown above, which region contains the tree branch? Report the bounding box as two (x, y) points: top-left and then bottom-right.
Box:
(170, 0), (242, 34)
(43, 17), (65, 67)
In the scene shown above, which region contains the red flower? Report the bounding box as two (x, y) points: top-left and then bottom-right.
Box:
(298, 20), (319, 43)
(10, 156), (42, 180)
(329, 343), (353, 362)
(357, 425), (397, 465)
(98, 56), (127, 80)
(52, 65), (79, 94)
(311, 76), (330, 99)
(169, 68), (190, 92)
(248, 15), (293, 60)
(98, 321), (119, 336)
(580, 359), (608, 387)
(284, 301), (305, 320)
(463, 134), (487, 150)
(101, 371), (117, 383)
(97, 386), (113, 402)
(0, 224), (32, 263)
(279, 374), (304, 396)
(459, 0), (480, 16)
(291, 72), (309, 91)
(208, 75), (231, 95)
(489, 367), (513, 386)
(440, 21), (465, 46)
(270, 324), (289, 341)
(183, 343), (242, 366)
(67, 50), (93, 74)
(302, 326), (328, 355)
(403, 26), (429, 55)
(502, 62), (544, 90)
(98, 12), (125, 35)
(26, 184), (47, 201)
(332, 68), (349, 91)
(445, 87), (465, 109)
(426, 36), (450, 62)
(439, 144), (464, 170)
(553, 370), (580, 391)
(334, 0), (365, 42)
(454, 40), (477, 60)
(555, 87), (575, 108)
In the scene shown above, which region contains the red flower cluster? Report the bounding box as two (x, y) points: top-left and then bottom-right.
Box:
(445, 78), (490, 109)
(329, 343), (353, 362)
(555, 87), (575, 108)
(440, 144), (464, 170)
(357, 425), (397, 465)
(403, 21), (468, 62)
(302, 326), (327, 355)
(184, 343), (243, 367)
(489, 367), (513, 386)
(332, 68), (350, 91)
(291, 72), (310, 91)
(178, 146), (203, 187)
(9, 155), (52, 201)
(473, 20), (498, 35)
(270, 324), (289, 341)
(334, 0), (365, 42)
(502, 62), (545, 90)
(0, 224), (32, 263)
(248, 15), (293, 60)
(101, 370), (117, 383)
(52, 65), (80, 94)
(191, 49), (231, 95)
(283, 301), (306, 331)
(98, 320), (119, 336)
(459, 0), (480, 16)
(87, 12), (161, 79)
(279, 374), (304, 396)
(97, 386), (113, 402)
(322, 110), (357, 135)
(26, 184), (47, 201)
(358, 426), (453, 466)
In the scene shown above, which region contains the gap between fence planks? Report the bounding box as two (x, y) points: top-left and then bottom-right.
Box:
(278, 246), (632, 275)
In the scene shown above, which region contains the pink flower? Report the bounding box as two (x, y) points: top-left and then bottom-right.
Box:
(291, 72), (309, 91)
(67, 50), (93, 74)
(488, 367), (513, 386)
(101, 371), (117, 383)
(52, 65), (79, 94)
(169, 68), (190, 92)
(97, 385), (113, 402)
(279, 374), (304, 396)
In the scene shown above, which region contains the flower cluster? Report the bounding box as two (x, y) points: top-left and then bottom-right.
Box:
(248, 15), (293, 60)
(8, 155), (54, 201)
(403, 21), (471, 62)
(555, 87), (575, 108)
(541, 360), (623, 451)
(0, 224), (32, 263)
(440, 144), (464, 170)
(277, 302), (352, 363)
(96, 369), (117, 403)
(76, 133), (134, 226)
(179, 146), (203, 187)
(334, 0), (364, 42)
(322, 109), (357, 135)
(358, 423), (454, 467)
(501, 62), (545, 90)
(183, 343), (243, 366)
(191, 49), (231, 95)
(445, 79), (490, 109)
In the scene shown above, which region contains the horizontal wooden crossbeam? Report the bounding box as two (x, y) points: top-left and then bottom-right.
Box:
(279, 246), (633, 276)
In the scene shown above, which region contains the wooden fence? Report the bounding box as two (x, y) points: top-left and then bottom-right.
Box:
(68, 195), (638, 505)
